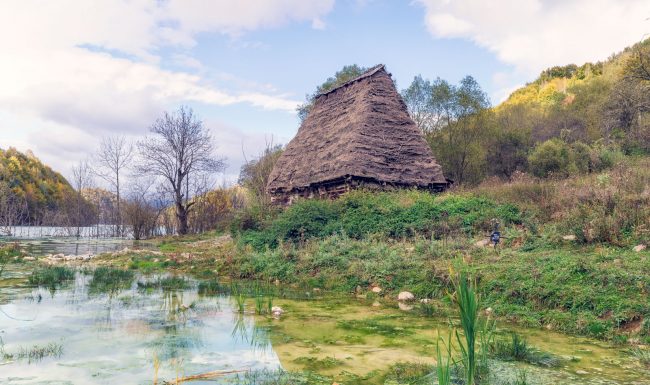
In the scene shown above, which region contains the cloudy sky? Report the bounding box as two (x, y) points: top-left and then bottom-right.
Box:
(1, 0), (648, 184)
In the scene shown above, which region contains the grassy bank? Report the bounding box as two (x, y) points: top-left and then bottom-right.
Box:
(91, 159), (650, 342)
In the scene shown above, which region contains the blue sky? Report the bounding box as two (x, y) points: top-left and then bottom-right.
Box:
(1, 0), (648, 184)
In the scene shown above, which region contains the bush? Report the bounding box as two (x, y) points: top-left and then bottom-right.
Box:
(237, 190), (523, 250)
(528, 139), (622, 178)
(528, 139), (572, 177)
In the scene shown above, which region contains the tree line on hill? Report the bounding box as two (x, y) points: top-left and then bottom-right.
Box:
(401, 39), (650, 185)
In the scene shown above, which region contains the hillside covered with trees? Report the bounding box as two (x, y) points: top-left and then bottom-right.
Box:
(0, 147), (75, 224)
(401, 38), (650, 185)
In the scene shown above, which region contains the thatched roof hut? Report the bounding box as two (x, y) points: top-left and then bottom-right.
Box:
(267, 64), (449, 204)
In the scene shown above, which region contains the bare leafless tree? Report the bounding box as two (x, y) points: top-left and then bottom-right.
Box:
(123, 178), (165, 240)
(93, 136), (134, 236)
(70, 160), (94, 237)
(137, 106), (226, 235)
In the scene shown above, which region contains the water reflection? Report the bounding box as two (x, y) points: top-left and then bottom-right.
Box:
(0, 269), (281, 384)
(231, 314), (272, 353)
(3, 235), (154, 256)
(3, 267), (650, 385)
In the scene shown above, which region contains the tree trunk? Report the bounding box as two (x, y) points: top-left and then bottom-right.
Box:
(176, 203), (188, 235)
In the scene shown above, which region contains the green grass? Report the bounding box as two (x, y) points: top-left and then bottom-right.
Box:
(137, 276), (190, 291)
(491, 333), (562, 368)
(292, 356), (344, 371)
(337, 316), (414, 337)
(0, 243), (22, 259)
(629, 346), (650, 367)
(204, 231), (650, 341)
(28, 266), (75, 288)
(197, 280), (222, 296)
(88, 267), (134, 294)
(128, 254), (178, 272)
(235, 190), (523, 250)
(477, 246), (650, 340)
(383, 362), (434, 385)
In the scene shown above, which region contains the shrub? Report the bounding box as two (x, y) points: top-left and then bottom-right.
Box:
(528, 138), (572, 177)
(237, 190), (522, 250)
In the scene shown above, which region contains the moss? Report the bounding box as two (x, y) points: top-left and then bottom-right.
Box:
(337, 316), (414, 337)
(292, 356), (344, 371)
(382, 362), (433, 384)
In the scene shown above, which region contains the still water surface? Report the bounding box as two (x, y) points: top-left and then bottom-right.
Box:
(0, 240), (649, 384)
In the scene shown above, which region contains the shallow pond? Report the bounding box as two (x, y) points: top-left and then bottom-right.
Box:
(0, 266), (648, 385)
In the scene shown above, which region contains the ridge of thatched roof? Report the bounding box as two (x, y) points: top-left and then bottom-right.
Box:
(316, 64), (386, 98)
(267, 64), (448, 195)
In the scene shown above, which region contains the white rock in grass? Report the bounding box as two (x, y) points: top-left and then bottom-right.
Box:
(475, 238), (491, 247)
(562, 235), (576, 241)
(398, 302), (414, 311)
(633, 244), (646, 252)
(397, 291), (415, 302)
(271, 306), (284, 317)
(371, 286), (382, 294)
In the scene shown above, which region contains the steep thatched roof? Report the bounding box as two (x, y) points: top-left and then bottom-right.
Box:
(267, 64), (447, 195)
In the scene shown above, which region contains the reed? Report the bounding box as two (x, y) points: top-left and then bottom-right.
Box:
(435, 332), (452, 385)
(254, 295), (265, 315)
(452, 273), (479, 385)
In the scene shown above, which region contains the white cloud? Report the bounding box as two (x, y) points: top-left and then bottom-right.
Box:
(163, 0), (335, 39)
(417, 0), (650, 75)
(312, 18), (327, 30)
(0, 0), (332, 177)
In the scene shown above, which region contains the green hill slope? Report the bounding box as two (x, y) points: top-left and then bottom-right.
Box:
(0, 147), (74, 223)
(496, 38), (650, 152)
